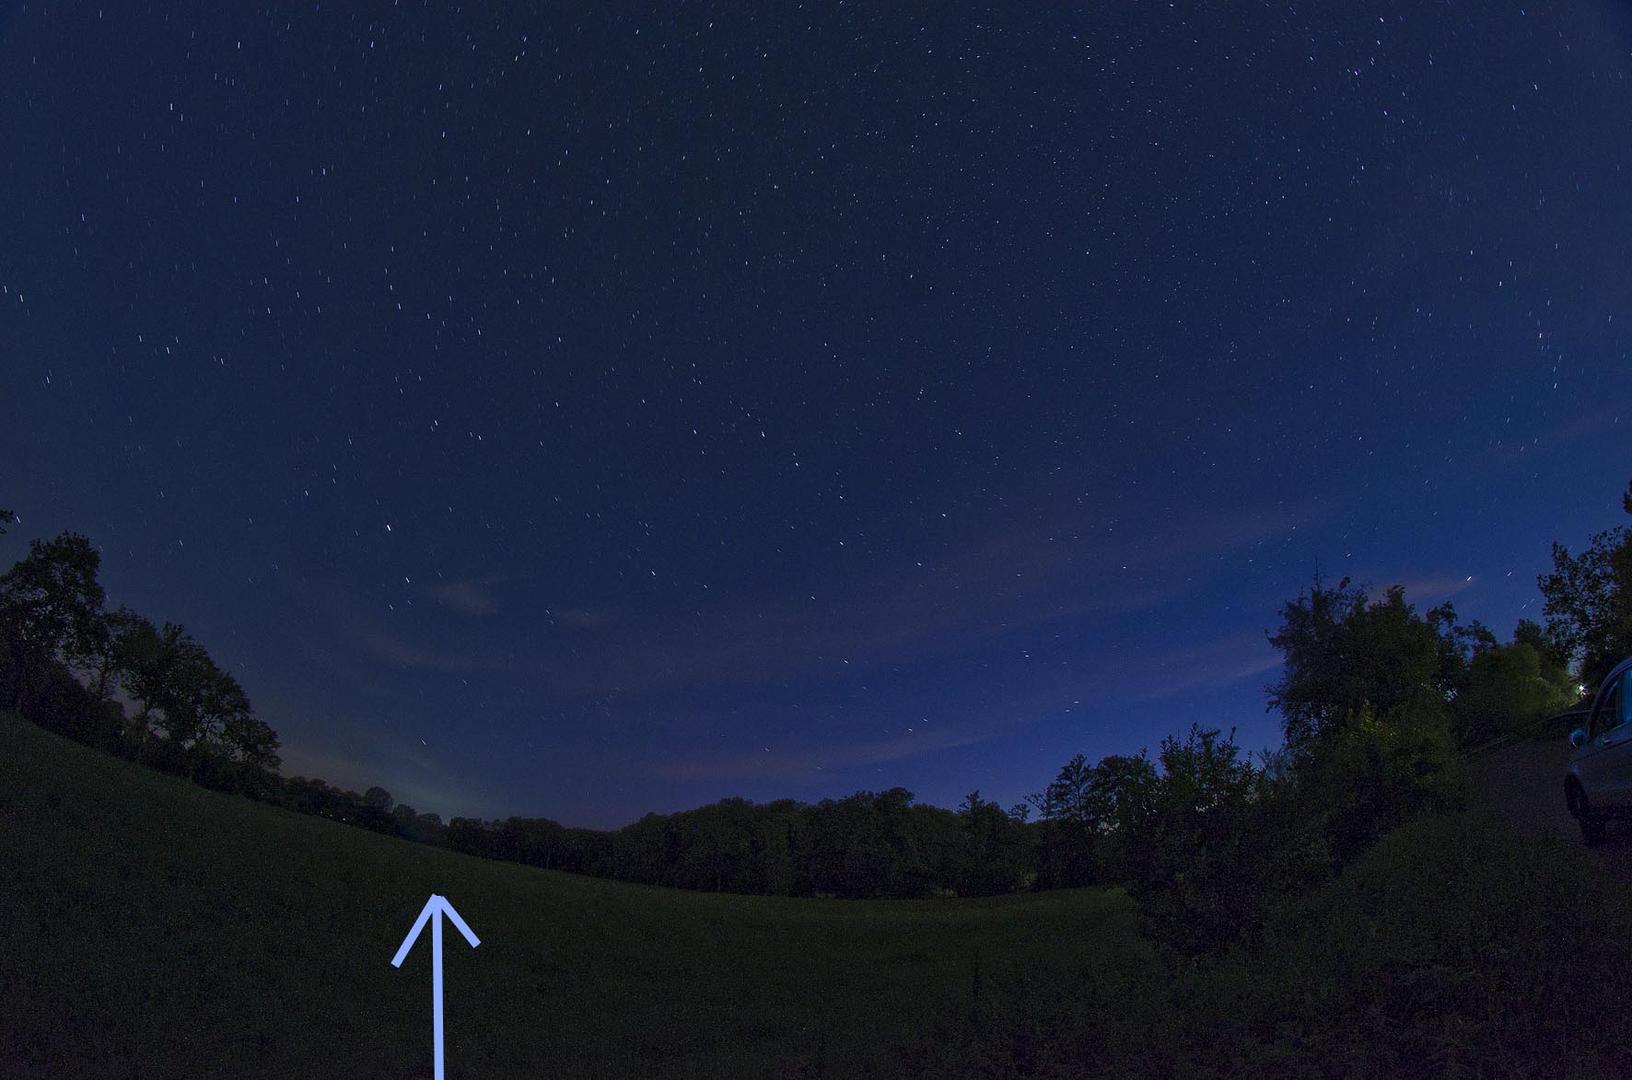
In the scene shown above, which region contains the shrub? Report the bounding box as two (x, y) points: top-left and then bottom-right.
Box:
(1181, 810), (1632, 1076)
(1125, 726), (1328, 959)
(1300, 703), (1467, 868)
(899, 811), (1632, 1077)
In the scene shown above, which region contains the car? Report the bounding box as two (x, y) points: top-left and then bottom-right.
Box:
(1566, 655), (1632, 845)
(1543, 706), (1592, 741)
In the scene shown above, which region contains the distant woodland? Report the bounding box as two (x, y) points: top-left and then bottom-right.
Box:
(3, 483), (1626, 958)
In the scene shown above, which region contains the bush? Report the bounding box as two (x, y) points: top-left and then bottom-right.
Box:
(899, 811), (1632, 1077)
(1125, 727), (1328, 960)
(1452, 638), (1576, 746)
(1181, 810), (1632, 1076)
(1300, 703), (1467, 868)
(1126, 707), (1465, 962)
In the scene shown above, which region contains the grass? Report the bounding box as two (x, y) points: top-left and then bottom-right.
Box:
(10, 707), (1630, 1077)
(0, 711), (1150, 1078)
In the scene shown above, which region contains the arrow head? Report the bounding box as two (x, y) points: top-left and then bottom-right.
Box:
(437, 896), (482, 950)
(391, 894), (481, 967)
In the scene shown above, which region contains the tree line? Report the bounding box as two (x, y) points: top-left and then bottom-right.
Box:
(441, 787), (1035, 899)
(3, 482), (1628, 954)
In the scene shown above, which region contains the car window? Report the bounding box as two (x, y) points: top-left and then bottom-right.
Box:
(1591, 674), (1626, 740)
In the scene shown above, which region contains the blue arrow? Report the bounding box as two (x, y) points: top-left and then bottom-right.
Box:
(392, 894), (481, 1080)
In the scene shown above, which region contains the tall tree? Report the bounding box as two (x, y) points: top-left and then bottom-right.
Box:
(1030, 754), (1096, 826)
(0, 532), (107, 708)
(220, 702), (281, 770)
(118, 619), (188, 743)
(1028, 752), (1155, 887)
(189, 659), (254, 752)
(85, 605), (152, 701)
(1267, 576), (1465, 753)
(1538, 480), (1632, 689)
(108, 613), (278, 766)
(955, 790), (1033, 896)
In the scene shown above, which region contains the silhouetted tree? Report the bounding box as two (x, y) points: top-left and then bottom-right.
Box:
(1030, 751), (1160, 888)
(1514, 616), (1573, 674)
(1539, 480), (1632, 689)
(115, 617), (185, 753)
(1264, 574), (1470, 873)
(445, 817), (491, 856)
(1029, 755), (1100, 888)
(19, 650), (126, 750)
(111, 616), (276, 769)
(0, 532), (107, 709)
(1268, 576), (1464, 754)
(221, 705), (280, 771)
(84, 605), (150, 701)
(800, 792), (907, 897)
(1086, 753), (1160, 883)
(954, 790), (1034, 896)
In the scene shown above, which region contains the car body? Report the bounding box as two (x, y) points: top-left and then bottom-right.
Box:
(1543, 706), (1592, 745)
(1565, 655), (1632, 845)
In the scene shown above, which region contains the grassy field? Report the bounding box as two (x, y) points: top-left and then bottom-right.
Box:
(0, 711), (1151, 1078)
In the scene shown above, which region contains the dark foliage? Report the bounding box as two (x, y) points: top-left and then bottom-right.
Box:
(1028, 751), (1157, 889)
(439, 786), (1035, 899)
(1450, 619), (1577, 745)
(0, 531), (107, 711)
(1539, 478), (1632, 689)
(8, 643), (127, 753)
(1267, 576), (1464, 754)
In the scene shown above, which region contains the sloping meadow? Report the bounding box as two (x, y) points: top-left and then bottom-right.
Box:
(0, 712), (1146, 1077)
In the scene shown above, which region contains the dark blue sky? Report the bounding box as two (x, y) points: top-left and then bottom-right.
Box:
(4, 3), (1629, 827)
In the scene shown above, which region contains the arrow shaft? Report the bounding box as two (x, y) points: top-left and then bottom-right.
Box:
(433, 910), (445, 1080)
(392, 894), (478, 1080)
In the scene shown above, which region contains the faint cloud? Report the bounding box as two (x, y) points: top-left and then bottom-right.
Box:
(353, 627), (511, 673)
(311, 579), (510, 673)
(276, 734), (491, 821)
(1541, 405), (1620, 446)
(648, 726), (994, 782)
(1369, 574), (1473, 602)
(325, 495), (1320, 698)
(432, 578), (500, 616)
(1124, 630), (1283, 701)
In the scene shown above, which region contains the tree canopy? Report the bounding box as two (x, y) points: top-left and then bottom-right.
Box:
(1539, 479), (1632, 689)
(1266, 576), (1464, 753)
(0, 532), (108, 709)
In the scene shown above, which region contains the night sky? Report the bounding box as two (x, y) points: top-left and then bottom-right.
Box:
(4, 3), (1630, 827)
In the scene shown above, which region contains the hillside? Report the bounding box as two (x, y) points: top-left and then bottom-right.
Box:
(0, 712), (1147, 1077)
